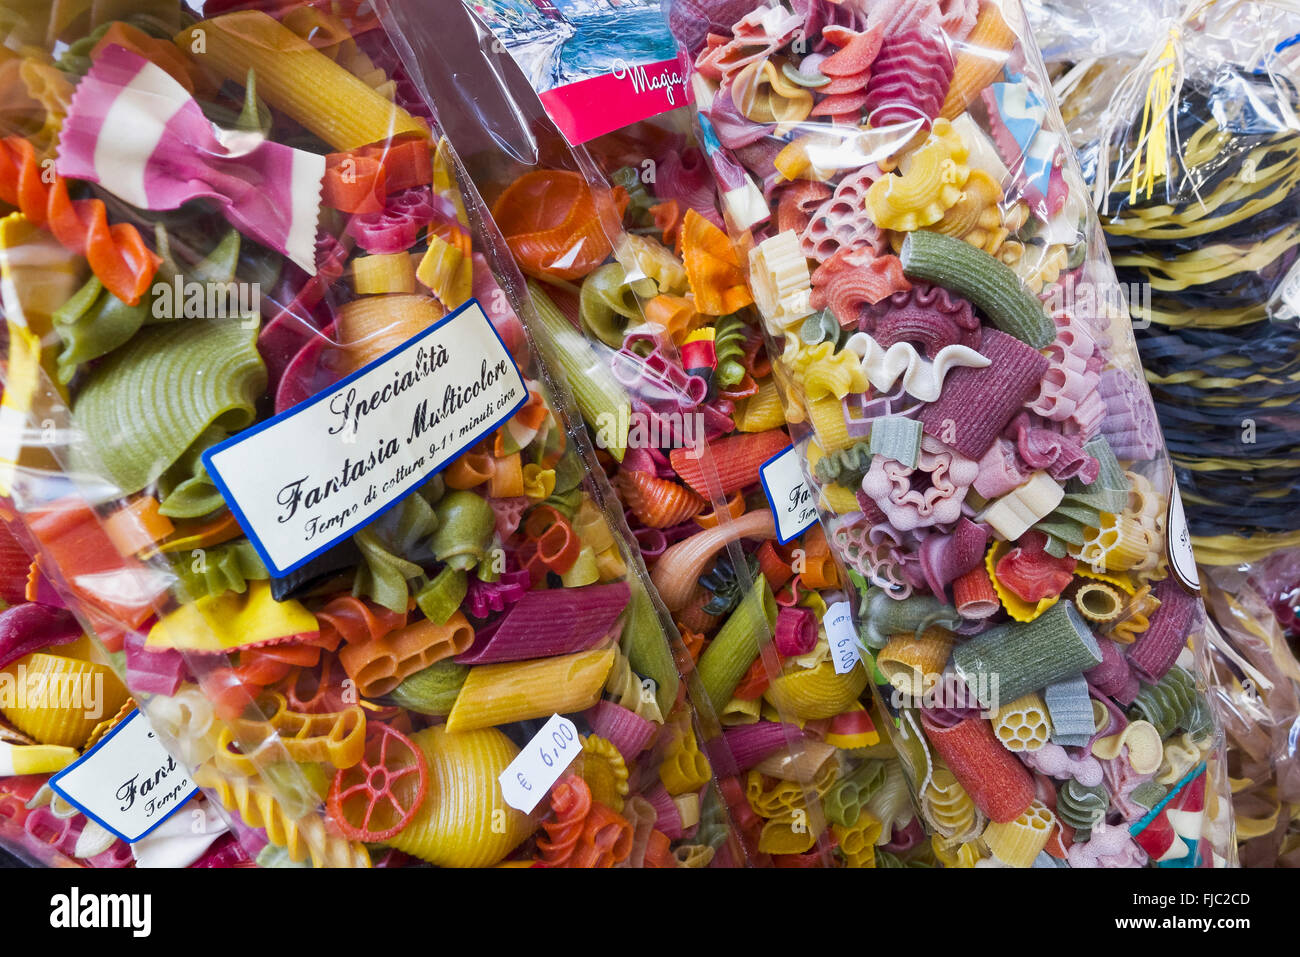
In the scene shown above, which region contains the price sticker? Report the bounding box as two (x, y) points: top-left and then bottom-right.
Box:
(498, 713), (581, 814)
(825, 601), (862, 675)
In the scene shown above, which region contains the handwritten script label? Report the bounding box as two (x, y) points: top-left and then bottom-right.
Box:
(205, 299), (526, 576)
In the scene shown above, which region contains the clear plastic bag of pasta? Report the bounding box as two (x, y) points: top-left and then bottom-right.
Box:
(1033, 0), (1300, 560)
(667, 0), (1237, 866)
(1199, 558), (1300, 867)
(0, 512), (254, 868)
(0, 0), (742, 869)
(378, 0), (935, 866)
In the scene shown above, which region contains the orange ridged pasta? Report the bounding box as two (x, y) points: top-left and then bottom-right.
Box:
(615, 469), (706, 528)
(692, 492), (746, 530)
(681, 208), (753, 315)
(649, 199), (683, 249)
(643, 293), (700, 343)
(0, 136), (159, 305)
(336, 294), (444, 374)
(675, 588), (723, 635)
(491, 170), (620, 281)
(338, 611), (475, 698)
(316, 595), (407, 651)
(487, 452), (524, 498)
(668, 429), (789, 497)
(939, 3), (1016, 120)
(798, 524), (839, 589)
(952, 565), (1000, 619)
(755, 540), (794, 591)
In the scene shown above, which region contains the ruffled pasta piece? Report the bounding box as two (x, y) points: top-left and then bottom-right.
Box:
(1130, 666), (1206, 739)
(844, 331), (987, 402)
(194, 765), (370, 868)
(681, 208), (753, 315)
(800, 343), (872, 402)
(70, 318), (264, 496)
(864, 119), (970, 232)
(492, 170), (621, 281)
(0, 136), (159, 304)
(1029, 311), (1104, 434)
(863, 29), (954, 132)
(932, 169), (1009, 254)
(809, 248), (912, 327)
(861, 435), (979, 531)
(939, 2), (1016, 120)
(148, 581), (318, 653)
(577, 734), (630, 813)
(982, 800), (1055, 867)
(1074, 581), (1124, 624)
(990, 693), (1052, 753)
(385, 725), (532, 867)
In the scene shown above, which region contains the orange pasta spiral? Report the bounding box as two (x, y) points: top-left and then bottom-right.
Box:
(316, 595), (407, 649)
(536, 774), (593, 867)
(615, 469), (706, 528)
(0, 136), (159, 305)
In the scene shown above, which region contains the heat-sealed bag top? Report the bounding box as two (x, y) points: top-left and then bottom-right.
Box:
(666, 0), (1237, 865)
(0, 0), (739, 868)
(386, 0), (938, 865)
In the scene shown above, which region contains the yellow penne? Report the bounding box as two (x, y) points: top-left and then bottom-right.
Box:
(734, 378), (787, 432)
(352, 252), (415, 295)
(940, 2), (1017, 120)
(445, 647), (617, 733)
(177, 11), (427, 150)
(806, 395), (854, 452)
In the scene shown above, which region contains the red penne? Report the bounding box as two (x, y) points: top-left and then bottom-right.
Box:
(668, 429), (790, 497)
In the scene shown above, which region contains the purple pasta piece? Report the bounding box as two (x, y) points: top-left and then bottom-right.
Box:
(0, 603), (82, 671)
(918, 329), (1050, 460)
(455, 581), (631, 664)
(861, 282), (981, 355)
(586, 700), (658, 759)
(793, 0), (868, 50)
(881, 814), (925, 853)
(1098, 368), (1162, 461)
(656, 147), (726, 223)
(643, 783), (687, 839)
(462, 569), (532, 621)
(633, 527), (668, 561)
(345, 186), (454, 255)
(1085, 638), (1140, 705)
(922, 672), (984, 723)
(863, 30), (954, 132)
(1126, 580), (1199, 684)
(1010, 411), (1100, 482)
(123, 629), (187, 696)
(707, 88), (772, 149)
(918, 517), (988, 597)
(709, 722), (806, 777)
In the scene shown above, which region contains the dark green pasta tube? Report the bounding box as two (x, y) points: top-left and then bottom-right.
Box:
(624, 587), (681, 716)
(952, 601), (1103, 709)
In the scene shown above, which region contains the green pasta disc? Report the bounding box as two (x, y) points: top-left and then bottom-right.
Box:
(71, 319), (265, 496)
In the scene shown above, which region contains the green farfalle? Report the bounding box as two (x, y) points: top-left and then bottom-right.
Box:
(71, 318), (265, 496)
(170, 539), (268, 601)
(353, 528), (424, 614)
(429, 490), (496, 572)
(712, 312), (749, 389)
(814, 439), (874, 487)
(824, 760), (887, 827)
(579, 262), (655, 348)
(157, 425), (229, 519)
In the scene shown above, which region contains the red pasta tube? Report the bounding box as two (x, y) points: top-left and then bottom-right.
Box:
(921, 710), (1034, 823)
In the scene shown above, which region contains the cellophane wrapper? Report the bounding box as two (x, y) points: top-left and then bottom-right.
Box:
(386, 0), (937, 866)
(667, 0), (1237, 866)
(0, 0), (742, 869)
(1029, 0), (1300, 561)
(1200, 557), (1300, 867)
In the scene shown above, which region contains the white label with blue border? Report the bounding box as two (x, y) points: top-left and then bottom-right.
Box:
(50, 709), (196, 844)
(759, 446), (818, 545)
(204, 299), (527, 577)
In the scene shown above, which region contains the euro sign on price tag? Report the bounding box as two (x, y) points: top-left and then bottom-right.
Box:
(498, 713), (580, 814)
